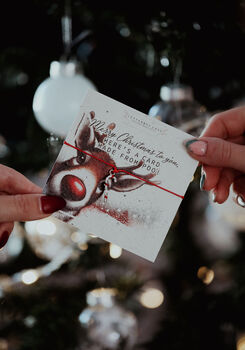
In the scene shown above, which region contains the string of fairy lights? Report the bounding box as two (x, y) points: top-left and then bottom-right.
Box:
(0, 216), (215, 304)
(1, 212), (245, 350)
(0, 218), (164, 310)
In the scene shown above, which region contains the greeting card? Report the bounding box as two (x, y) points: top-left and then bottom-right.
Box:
(44, 90), (198, 262)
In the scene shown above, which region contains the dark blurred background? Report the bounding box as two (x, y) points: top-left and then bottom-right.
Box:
(1, 1), (245, 349)
(1, 0), (245, 170)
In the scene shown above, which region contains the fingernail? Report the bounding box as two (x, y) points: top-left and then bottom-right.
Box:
(40, 196), (66, 214)
(212, 191), (217, 203)
(235, 195), (245, 208)
(0, 231), (9, 249)
(184, 139), (207, 156)
(200, 171), (206, 191)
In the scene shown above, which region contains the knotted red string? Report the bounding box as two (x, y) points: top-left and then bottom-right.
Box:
(63, 141), (184, 199)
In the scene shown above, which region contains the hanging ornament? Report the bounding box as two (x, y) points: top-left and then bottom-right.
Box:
(24, 217), (89, 261)
(32, 60), (96, 137)
(0, 221), (91, 295)
(208, 190), (245, 232)
(0, 223), (24, 264)
(78, 288), (138, 350)
(32, 3), (96, 138)
(189, 188), (240, 259)
(148, 83), (209, 135)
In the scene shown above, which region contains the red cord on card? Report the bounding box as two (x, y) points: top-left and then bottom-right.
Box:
(63, 141), (184, 199)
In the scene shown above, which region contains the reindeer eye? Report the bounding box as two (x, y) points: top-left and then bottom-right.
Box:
(77, 154), (87, 164)
(65, 154), (88, 167)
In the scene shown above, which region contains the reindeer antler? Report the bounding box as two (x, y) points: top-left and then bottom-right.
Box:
(110, 159), (158, 192)
(116, 159), (144, 173)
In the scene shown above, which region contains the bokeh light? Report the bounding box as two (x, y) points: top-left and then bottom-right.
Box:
(160, 56), (169, 67)
(109, 244), (122, 259)
(237, 334), (245, 350)
(21, 270), (39, 285)
(139, 288), (164, 309)
(197, 266), (214, 285)
(0, 338), (8, 350)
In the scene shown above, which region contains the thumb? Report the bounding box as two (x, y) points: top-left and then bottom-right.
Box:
(184, 137), (245, 173)
(0, 194), (66, 222)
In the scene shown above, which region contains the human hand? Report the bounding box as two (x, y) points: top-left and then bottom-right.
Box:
(0, 165), (66, 248)
(184, 107), (245, 206)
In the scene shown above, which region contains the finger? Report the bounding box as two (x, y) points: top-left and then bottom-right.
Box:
(227, 135), (245, 145)
(184, 137), (245, 173)
(0, 164), (42, 195)
(190, 134), (245, 190)
(201, 107), (245, 139)
(0, 222), (14, 248)
(212, 168), (236, 204)
(201, 165), (222, 191)
(0, 194), (66, 222)
(233, 176), (245, 200)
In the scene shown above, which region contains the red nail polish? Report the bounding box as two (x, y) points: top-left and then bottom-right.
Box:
(41, 196), (66, 214)
(0, 231), (9, 249)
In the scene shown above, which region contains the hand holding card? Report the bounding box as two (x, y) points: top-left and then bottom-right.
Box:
(44, 90), (198, 261)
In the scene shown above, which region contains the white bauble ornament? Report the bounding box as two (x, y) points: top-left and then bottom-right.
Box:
(33, 60), (97, 137)
(149, 83), (209, 135)
(24, 217), (89, 261)
(0, 223), (24, 264)
(209, 189), (245, 232)
(78, 288), (138, 350)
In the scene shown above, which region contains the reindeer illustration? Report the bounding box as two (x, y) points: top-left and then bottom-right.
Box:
(45, 111), (156, 222)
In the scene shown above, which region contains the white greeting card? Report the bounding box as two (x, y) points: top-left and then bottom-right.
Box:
(44, 90), (198, 262)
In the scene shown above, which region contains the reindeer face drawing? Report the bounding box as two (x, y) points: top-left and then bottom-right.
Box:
(46, 111), (156, 221)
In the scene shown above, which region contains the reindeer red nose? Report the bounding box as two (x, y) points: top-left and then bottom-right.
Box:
(61, 175), (86, 201)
